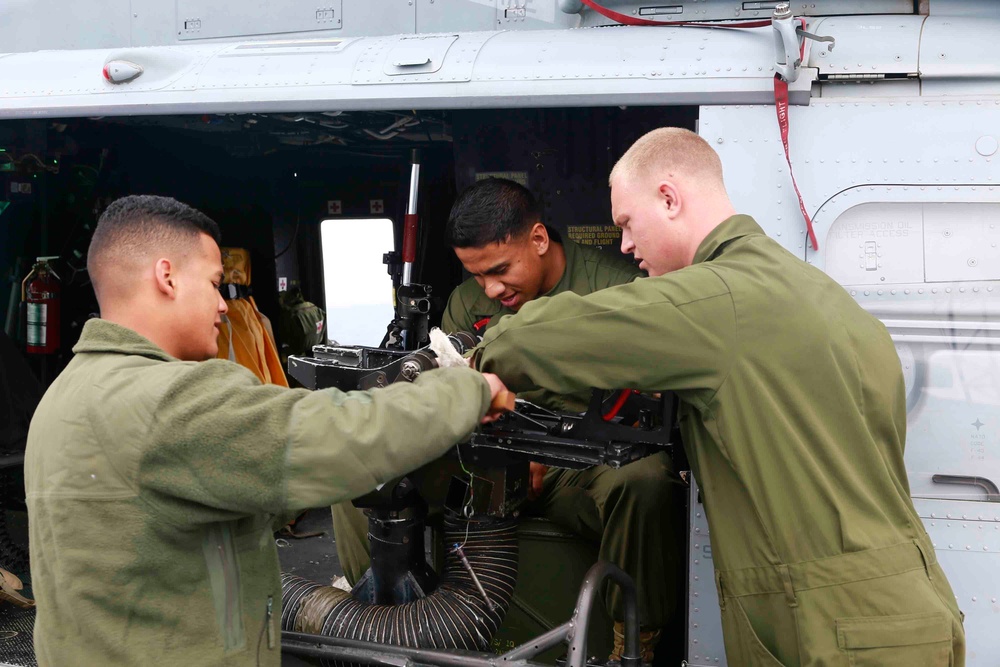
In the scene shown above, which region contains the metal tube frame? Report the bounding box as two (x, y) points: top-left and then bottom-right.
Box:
(566, 562), (640, 667)
(402, 160), (420, 287)
(282, 561), (641, 667)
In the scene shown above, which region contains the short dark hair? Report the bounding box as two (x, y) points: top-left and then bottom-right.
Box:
(88, 195), (221, 294)
(445, 178), (541, 248)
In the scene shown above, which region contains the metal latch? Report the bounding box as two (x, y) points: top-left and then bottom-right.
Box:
(392, 55), (431, 67)
(638, 5), (681, 15)
(383, 35), (457, 76)
(772, 2), (835, 83)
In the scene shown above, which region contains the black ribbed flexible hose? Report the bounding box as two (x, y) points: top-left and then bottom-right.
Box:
(281, 516), (519, 658)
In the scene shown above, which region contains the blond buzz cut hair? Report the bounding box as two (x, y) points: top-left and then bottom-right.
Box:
(610, 127), (726, 191)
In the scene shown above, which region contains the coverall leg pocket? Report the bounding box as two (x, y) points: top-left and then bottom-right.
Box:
(722, 599), (789, 666)
(836, 612), (953, 667)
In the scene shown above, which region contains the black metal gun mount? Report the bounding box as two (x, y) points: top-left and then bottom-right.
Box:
(290, 336), (676, 561)
(470, 390), (675, 471)
(289, 334), (675, 475)
(287, 331), (479, 391)
(284, 336), (675, 649)
(382, 282), (433, 350)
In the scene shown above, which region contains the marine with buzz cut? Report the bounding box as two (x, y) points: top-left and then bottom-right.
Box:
(471, 128), (966, 666)
(24, 194), (508, 667)
(332, 178), (685, 664)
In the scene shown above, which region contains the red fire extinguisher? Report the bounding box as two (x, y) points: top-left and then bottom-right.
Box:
(22, 257), (61, 354)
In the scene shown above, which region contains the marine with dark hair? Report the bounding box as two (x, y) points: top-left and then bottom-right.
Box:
(333, 178), (684, 663)
(443, 178), (578, 319)
(25, 194), (508, 667)
(443, 177), (541, 248)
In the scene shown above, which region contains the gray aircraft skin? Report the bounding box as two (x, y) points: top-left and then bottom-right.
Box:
(2, 1), (1000, 665)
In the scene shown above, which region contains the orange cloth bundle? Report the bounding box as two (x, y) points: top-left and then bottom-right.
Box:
(215, 248), (289, 387)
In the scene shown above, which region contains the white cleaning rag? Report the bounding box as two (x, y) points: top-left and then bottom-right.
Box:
(428, 327), (469, 368)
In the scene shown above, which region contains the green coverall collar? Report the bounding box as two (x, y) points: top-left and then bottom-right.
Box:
(72, 318), (178, 362)
(542, 238), (578, 298)
(692, 215), (765, 266)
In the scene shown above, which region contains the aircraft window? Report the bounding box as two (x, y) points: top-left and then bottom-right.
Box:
(320, 217), (395, 346)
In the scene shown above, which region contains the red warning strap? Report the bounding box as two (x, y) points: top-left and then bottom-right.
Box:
(773, 75), (818, 251)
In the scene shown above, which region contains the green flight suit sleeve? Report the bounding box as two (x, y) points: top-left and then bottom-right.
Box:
(142, 362), (490, 521)
(473, 271), (737, 404)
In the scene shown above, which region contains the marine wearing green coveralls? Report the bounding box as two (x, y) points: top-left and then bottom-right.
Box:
(473, 131), (965, 666)
(332, 179), (684, 659)
(25, 195), (501, 667)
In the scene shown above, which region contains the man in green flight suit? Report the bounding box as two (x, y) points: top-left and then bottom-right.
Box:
(332, 178), (684, 662)
(25, 195), (508, 667)
(471, 131), (966, 666)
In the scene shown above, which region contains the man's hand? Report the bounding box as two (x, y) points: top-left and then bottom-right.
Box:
(528, 462), (548, 500)
(481, 373), (511, 424)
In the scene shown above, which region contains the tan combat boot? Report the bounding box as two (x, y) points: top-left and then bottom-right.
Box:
(0, 568), (33, 609)
(609, 621), (660, 665)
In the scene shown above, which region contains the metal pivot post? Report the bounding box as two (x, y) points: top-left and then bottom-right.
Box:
(402, 149), (421, 287)
(772, 3), (800, 83)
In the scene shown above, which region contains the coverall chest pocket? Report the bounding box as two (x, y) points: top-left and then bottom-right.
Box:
(836, 613), (953, 667)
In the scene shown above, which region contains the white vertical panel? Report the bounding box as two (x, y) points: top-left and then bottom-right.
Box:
(321, 218), (395, 346)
